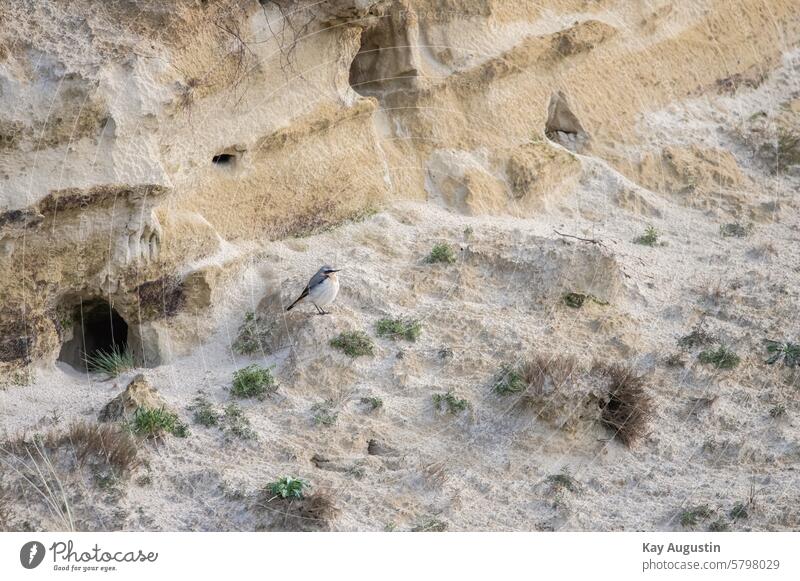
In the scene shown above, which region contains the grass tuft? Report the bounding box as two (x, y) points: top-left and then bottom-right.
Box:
(764, 340), (799, 367)
(233, 312), (270, 355)
(677, 320), (715, 349)
(191, 396), (219, 427)
(376, 317), (422, 342)
(84, 346), (134, 377)
(680, 504), (713, 529)
(432, 390), (470, 414)
(231, 364), (277, 399)
(493, 366), (527, 395)
(266, 476), (308, 500)
(720, 222), (751, 238)
(130, 407), (188, 439)
(562, 292), (608, 309)
(360, 396), (383, 411)
(698, 346), (740, 369)
(330, 331), (375, 357)
(223, 404), (257, 440)
(546, 469), (580, 493)
(595, 363), (651, 446)
(411, 517), (448, 532)
(633, 225), (659, 246)
(424, 242), (457, 264)
(312, 400), (339, 426)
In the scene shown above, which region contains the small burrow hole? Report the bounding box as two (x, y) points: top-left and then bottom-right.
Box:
(58, 299), (128, 371)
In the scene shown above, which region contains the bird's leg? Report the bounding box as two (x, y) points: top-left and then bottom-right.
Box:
(313, 304), (324, 315)
(319, 307), (329, 315)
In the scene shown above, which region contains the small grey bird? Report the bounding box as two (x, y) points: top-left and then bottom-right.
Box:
(286, 265), (341, 315)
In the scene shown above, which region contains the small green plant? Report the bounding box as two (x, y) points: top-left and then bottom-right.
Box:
(764, 340), (800, 367)
(562, 292), (609, 309)
(432, 390), (469, 414)
(698, 346), (740, 369)
(360, 396), (383, 411)
(330, 331), (375, 357)
(633, 225), (659, 246)
(546, 470), (580, 493)
(769, 404), (786, 418)
(424, 242), (457, 264)
(84, 346), (134, 377)
(708, 519), (730, 532)
(312, 400), (339, 426)
(376, 317), (422, 342)
(223, 403), (257, 440)
(231, 364), (277, 399)
(493, 366), (526, 395)
(233, 312), (270, 355)
(720, 223), (750, 238)
(678, 320), (715, 349)
(411, 517), (448, 532)
(729, 502), (749, 521)
(266, 476), (308, 500)
(130, 407), (188, 439)
(680, 504), (713, 529)
(191, 396), (219, 427)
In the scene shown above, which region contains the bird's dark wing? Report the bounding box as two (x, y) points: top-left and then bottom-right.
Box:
(286, 285), (310, 311)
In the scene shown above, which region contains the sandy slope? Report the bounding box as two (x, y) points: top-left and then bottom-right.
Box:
(2, 49), (798, 530)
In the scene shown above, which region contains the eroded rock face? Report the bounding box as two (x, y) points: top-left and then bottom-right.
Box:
(98, 374), (167, 422)
(0, 0), (797, 370)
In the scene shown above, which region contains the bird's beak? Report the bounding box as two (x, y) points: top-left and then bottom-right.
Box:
(330, 269), (341, 273)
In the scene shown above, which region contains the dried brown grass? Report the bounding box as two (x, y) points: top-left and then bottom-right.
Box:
(593, 363), (651, 446)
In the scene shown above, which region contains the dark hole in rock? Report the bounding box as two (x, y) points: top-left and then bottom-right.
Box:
(211, 153), (236, 166)
(545, 91), (590, 153)
(348, 15), (419, 97)
(58, 300), (128, 371)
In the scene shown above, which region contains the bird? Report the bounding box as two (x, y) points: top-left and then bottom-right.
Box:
(285, 265), (341, 315)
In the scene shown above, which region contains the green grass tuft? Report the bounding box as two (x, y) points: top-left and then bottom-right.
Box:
(633, 225), (659, 246)
(411, 517), (448, 532)
(698, 346), (740, 369)
(191, 396), (219, 427)
(432, 390), (469, 414)
(546, 470), (580, 493)
(233, 312), (270, 355)
(720, 223), (750, 238)
(130, 407), (188, 439)
(764, 340), (800, 367)
(84, 346), (134, 377)
(231, 364), (277, 399)
(562, 292), (609, 309)
(376, 317), (422, 342)
(680, 504), (713, 528)
(312, 400), (339, 426)
(223, 403), (257, 440)
(493, 366), (527, 395)
(360, 396), (383, 411)
(424, 242), (457, 264)
(266, 476), (308, 500)
(330, 331), (375, 357)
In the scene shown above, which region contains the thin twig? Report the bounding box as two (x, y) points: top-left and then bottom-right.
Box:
(553, 229), (604, 246)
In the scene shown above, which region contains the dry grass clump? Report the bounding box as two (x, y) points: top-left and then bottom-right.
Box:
(1, 422), (140, 530)
(494, 355), (650, 444)
(593, 363), (651, 446)
(5, 421), (139, 474)
(503, 355), (585, 428)
(258, 485), (339, 531)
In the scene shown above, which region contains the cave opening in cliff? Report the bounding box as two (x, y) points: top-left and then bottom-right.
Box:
(349, 17), (419, 97)
(544, 91), (590, 153)
(57, 299), (129, 372)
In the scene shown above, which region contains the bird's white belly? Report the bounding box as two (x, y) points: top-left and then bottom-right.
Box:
(309, 277), (339, 306)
